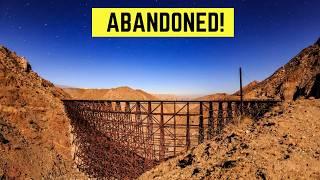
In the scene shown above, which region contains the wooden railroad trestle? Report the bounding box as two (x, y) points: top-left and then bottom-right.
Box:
(63, 99), (278, 179)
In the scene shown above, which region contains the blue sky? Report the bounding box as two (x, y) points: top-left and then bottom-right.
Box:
(0, 0), (319, 94)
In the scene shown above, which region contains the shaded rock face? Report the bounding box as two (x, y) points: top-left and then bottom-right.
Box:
(0, 46), (83, 178)
(245, 39), (320, 100)
(308, 74), (320, 99)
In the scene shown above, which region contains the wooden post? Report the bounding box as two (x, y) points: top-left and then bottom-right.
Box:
(240, 67), (243, 116)
(208, 102), (214, 140)
(159, 102), (165, 161)
(198, 102), (204, 144)
(147, 102), (153, 160)
(186, 102), (190, 151)
(173, 102), (176, 156)
(217, 102), (223, 134)
(227, 102), (233, 124)
(125, 102), (131, 152)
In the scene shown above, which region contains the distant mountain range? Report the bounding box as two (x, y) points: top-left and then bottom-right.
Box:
(58, 38), (320, 102)
(63, 86), (157, 100)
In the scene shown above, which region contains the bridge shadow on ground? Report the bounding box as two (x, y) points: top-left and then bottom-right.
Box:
(67, 107), (156, 179)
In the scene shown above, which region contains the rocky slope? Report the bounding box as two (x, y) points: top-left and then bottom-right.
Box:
(244, 39), (320, 100)
(139, 99), (320, 179)
(64, 86), (157, 100)
(0, 46), (84, 178)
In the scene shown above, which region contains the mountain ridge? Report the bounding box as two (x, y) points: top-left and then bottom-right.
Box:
(243, 39), (320, 100)
(63, 86), (158, 100)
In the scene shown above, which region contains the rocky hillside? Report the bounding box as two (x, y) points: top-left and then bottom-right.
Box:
(140, 99), (320, 179)
(64, 86), (157, 100)
(0, 46), (84, 178)
(244, 39), (320, 100)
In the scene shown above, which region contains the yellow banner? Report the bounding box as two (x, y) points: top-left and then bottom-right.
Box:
(92, 8), (234, 37)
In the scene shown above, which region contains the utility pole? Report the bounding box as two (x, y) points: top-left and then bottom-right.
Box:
(239, 67), (243, 116)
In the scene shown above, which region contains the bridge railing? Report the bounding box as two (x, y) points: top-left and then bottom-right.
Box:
(63, 99), (279, 179)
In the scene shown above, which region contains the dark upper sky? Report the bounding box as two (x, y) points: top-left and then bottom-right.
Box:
(0, 0), (319, 94)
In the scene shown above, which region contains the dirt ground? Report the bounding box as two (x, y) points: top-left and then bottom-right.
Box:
(140, 99), (320, 179)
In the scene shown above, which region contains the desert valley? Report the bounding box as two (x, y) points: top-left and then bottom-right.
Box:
(0, 38), (319, 179)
